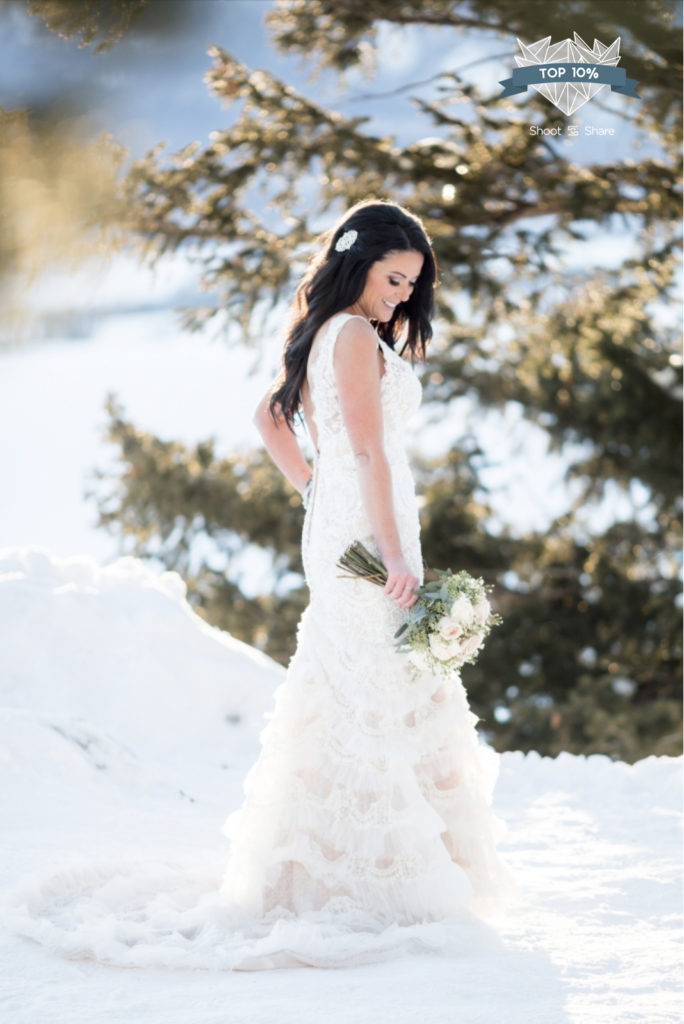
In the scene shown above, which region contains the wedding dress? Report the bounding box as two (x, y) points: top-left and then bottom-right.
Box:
(2, 312), (518, 971)
(216, 312), (519, 966)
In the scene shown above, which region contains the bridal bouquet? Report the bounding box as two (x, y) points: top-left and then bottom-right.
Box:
(337, 541), (501, 677)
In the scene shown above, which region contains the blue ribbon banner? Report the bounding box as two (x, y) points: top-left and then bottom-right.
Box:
(499, 63), (639, 98)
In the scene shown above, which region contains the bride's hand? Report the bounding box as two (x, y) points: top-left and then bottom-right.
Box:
(383, 555), (419, 608)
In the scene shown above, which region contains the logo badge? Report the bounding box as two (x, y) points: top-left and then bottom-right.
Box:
(499, 33), (639, 114)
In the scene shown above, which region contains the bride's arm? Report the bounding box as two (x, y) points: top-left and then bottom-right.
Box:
(334, 319), (419, 609)
(253, 391), (312, 496)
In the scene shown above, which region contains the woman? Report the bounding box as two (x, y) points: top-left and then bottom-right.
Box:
(218, 199), (518, 968)
(3, 199), (516, 973)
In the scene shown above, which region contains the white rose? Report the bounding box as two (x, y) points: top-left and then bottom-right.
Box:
(429, 632), (458, 662)
(472, 597), (491, 625)
(448, 596), (474, 627)
(459, 632), (483, 659)
(437, 615), (464, 641)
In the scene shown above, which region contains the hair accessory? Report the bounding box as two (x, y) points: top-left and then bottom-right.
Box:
(334, 229), (358, 253)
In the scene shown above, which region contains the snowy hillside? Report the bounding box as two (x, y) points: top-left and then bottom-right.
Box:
(0, 547), (681, 1024)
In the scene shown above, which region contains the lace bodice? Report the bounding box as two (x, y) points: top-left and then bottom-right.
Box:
(305, 312), (422, 465)
(302, 312), (424, 607)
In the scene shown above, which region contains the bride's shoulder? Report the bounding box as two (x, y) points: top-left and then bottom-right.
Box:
(329, 312), (376, 345)
(312, 313), (377, 363)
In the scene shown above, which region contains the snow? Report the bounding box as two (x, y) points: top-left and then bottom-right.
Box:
(0, 547), (681, 1023)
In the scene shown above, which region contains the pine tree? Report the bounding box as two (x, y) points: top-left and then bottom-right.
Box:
(13, 0), (150, 54)
(94, 0), (682, 761)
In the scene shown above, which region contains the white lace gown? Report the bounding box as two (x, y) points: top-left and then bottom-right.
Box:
(217, 313), (518, 966)
(2, 312), (518, 972)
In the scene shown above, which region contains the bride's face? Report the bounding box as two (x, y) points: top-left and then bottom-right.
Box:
(354, 249), (424, 322)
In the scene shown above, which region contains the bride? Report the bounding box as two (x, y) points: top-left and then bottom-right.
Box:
(3, 199), (518, 972)
(217, 198), (519, 966)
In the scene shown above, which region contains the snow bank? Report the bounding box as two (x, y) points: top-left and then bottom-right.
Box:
(0, 546), (282, 776)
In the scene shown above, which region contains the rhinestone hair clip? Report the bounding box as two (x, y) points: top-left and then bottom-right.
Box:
(334, 229), (357, 253)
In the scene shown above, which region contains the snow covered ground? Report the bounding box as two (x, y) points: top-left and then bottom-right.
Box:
(0, 547), (681, 1024)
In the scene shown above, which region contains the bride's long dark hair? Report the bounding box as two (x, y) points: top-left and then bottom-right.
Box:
(269, 199), (437, 427)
